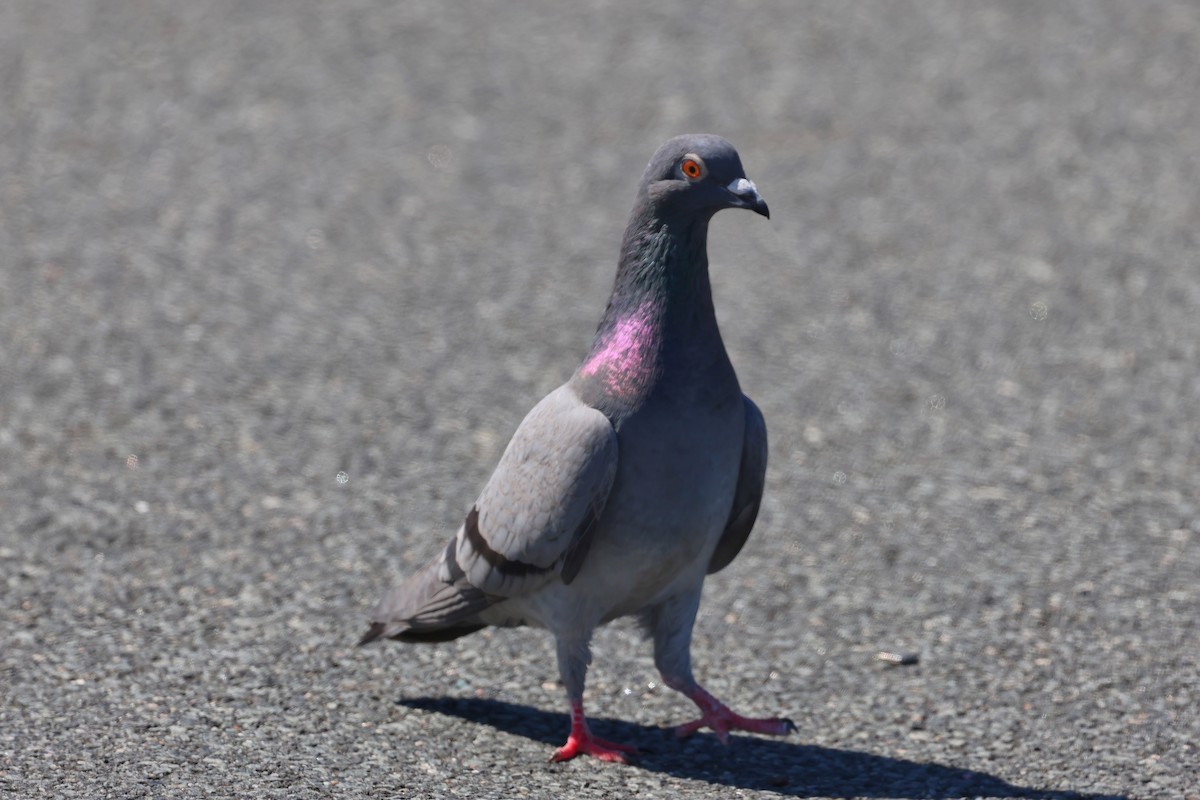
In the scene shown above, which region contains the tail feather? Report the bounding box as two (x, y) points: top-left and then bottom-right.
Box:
(360, 537), (496, 645)
(387, 623), (489, 644)
(358, 621), (388, 646)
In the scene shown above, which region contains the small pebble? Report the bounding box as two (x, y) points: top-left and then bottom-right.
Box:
(876, 650), (920, 666)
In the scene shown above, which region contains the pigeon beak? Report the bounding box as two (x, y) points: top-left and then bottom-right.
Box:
(726, 177), (770, 218)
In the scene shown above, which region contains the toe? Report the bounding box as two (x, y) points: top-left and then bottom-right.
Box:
(672, 707), (797, 740)
(673, 718), (706, 738)
(592, 736), (639, 755)
(550, 734), (635, 763)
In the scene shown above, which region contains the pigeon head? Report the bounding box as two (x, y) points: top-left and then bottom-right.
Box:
(638, 134), (769, 220)
(576, 135), (766, 413)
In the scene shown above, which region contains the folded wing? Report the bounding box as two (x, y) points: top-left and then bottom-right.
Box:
(707, 395), (767, 575)
(362, 385), (618, 643)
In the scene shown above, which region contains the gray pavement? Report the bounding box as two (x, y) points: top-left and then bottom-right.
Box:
(1, 1), (1197, 798)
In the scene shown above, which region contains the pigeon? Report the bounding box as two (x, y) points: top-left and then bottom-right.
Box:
(360, 134), (793, 763)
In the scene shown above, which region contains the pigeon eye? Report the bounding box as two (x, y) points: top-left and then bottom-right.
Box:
(680, 156), (707, 181)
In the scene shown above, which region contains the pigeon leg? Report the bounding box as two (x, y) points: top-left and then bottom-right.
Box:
(549, 634), (638, 763)
(550, 701), (639, 763)
(649, 591), (794, 744)
(670, 683), (796, 743)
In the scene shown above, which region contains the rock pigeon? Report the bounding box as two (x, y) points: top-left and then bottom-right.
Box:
(360, 134), (793, 763)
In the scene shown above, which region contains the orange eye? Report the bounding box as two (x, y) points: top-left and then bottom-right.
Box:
(680, 157), (705, 181)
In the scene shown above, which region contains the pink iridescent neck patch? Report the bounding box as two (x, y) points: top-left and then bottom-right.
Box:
(580, 301), (660, 396)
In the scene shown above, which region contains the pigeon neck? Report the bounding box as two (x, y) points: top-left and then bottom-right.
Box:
(575, 206), (724, 412)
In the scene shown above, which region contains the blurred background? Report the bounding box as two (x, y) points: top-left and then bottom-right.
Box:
(1, 2), (1196, 797)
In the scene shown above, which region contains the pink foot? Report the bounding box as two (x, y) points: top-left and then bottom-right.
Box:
(551, 731), (638, 763)
(550, 702), (638, 763)
(674, 685), (796, 744)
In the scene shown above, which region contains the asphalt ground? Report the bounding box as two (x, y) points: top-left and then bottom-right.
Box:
(1, 2), (1198, 798)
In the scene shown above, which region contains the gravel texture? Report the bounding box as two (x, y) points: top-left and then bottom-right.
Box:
(2, 2), (1197, 798)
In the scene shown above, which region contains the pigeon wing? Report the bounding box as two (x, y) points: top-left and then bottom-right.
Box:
(455, 384), (618, 596)
(707, 395), (767, 574)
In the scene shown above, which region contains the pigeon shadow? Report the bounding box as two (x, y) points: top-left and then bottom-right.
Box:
(398, 697), (1127, 799)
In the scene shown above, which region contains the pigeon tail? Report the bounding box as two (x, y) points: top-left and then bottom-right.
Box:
(358, 622), (387, 646)
(361, 540), (495, 644)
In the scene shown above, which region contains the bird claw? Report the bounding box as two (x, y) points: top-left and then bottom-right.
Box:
(673, 695), (796, 742)
(550, 732), (638, 763)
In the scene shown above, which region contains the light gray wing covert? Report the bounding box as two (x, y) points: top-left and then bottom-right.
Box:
(708, 395), (767, 575)
(454, 384), (618, 596)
